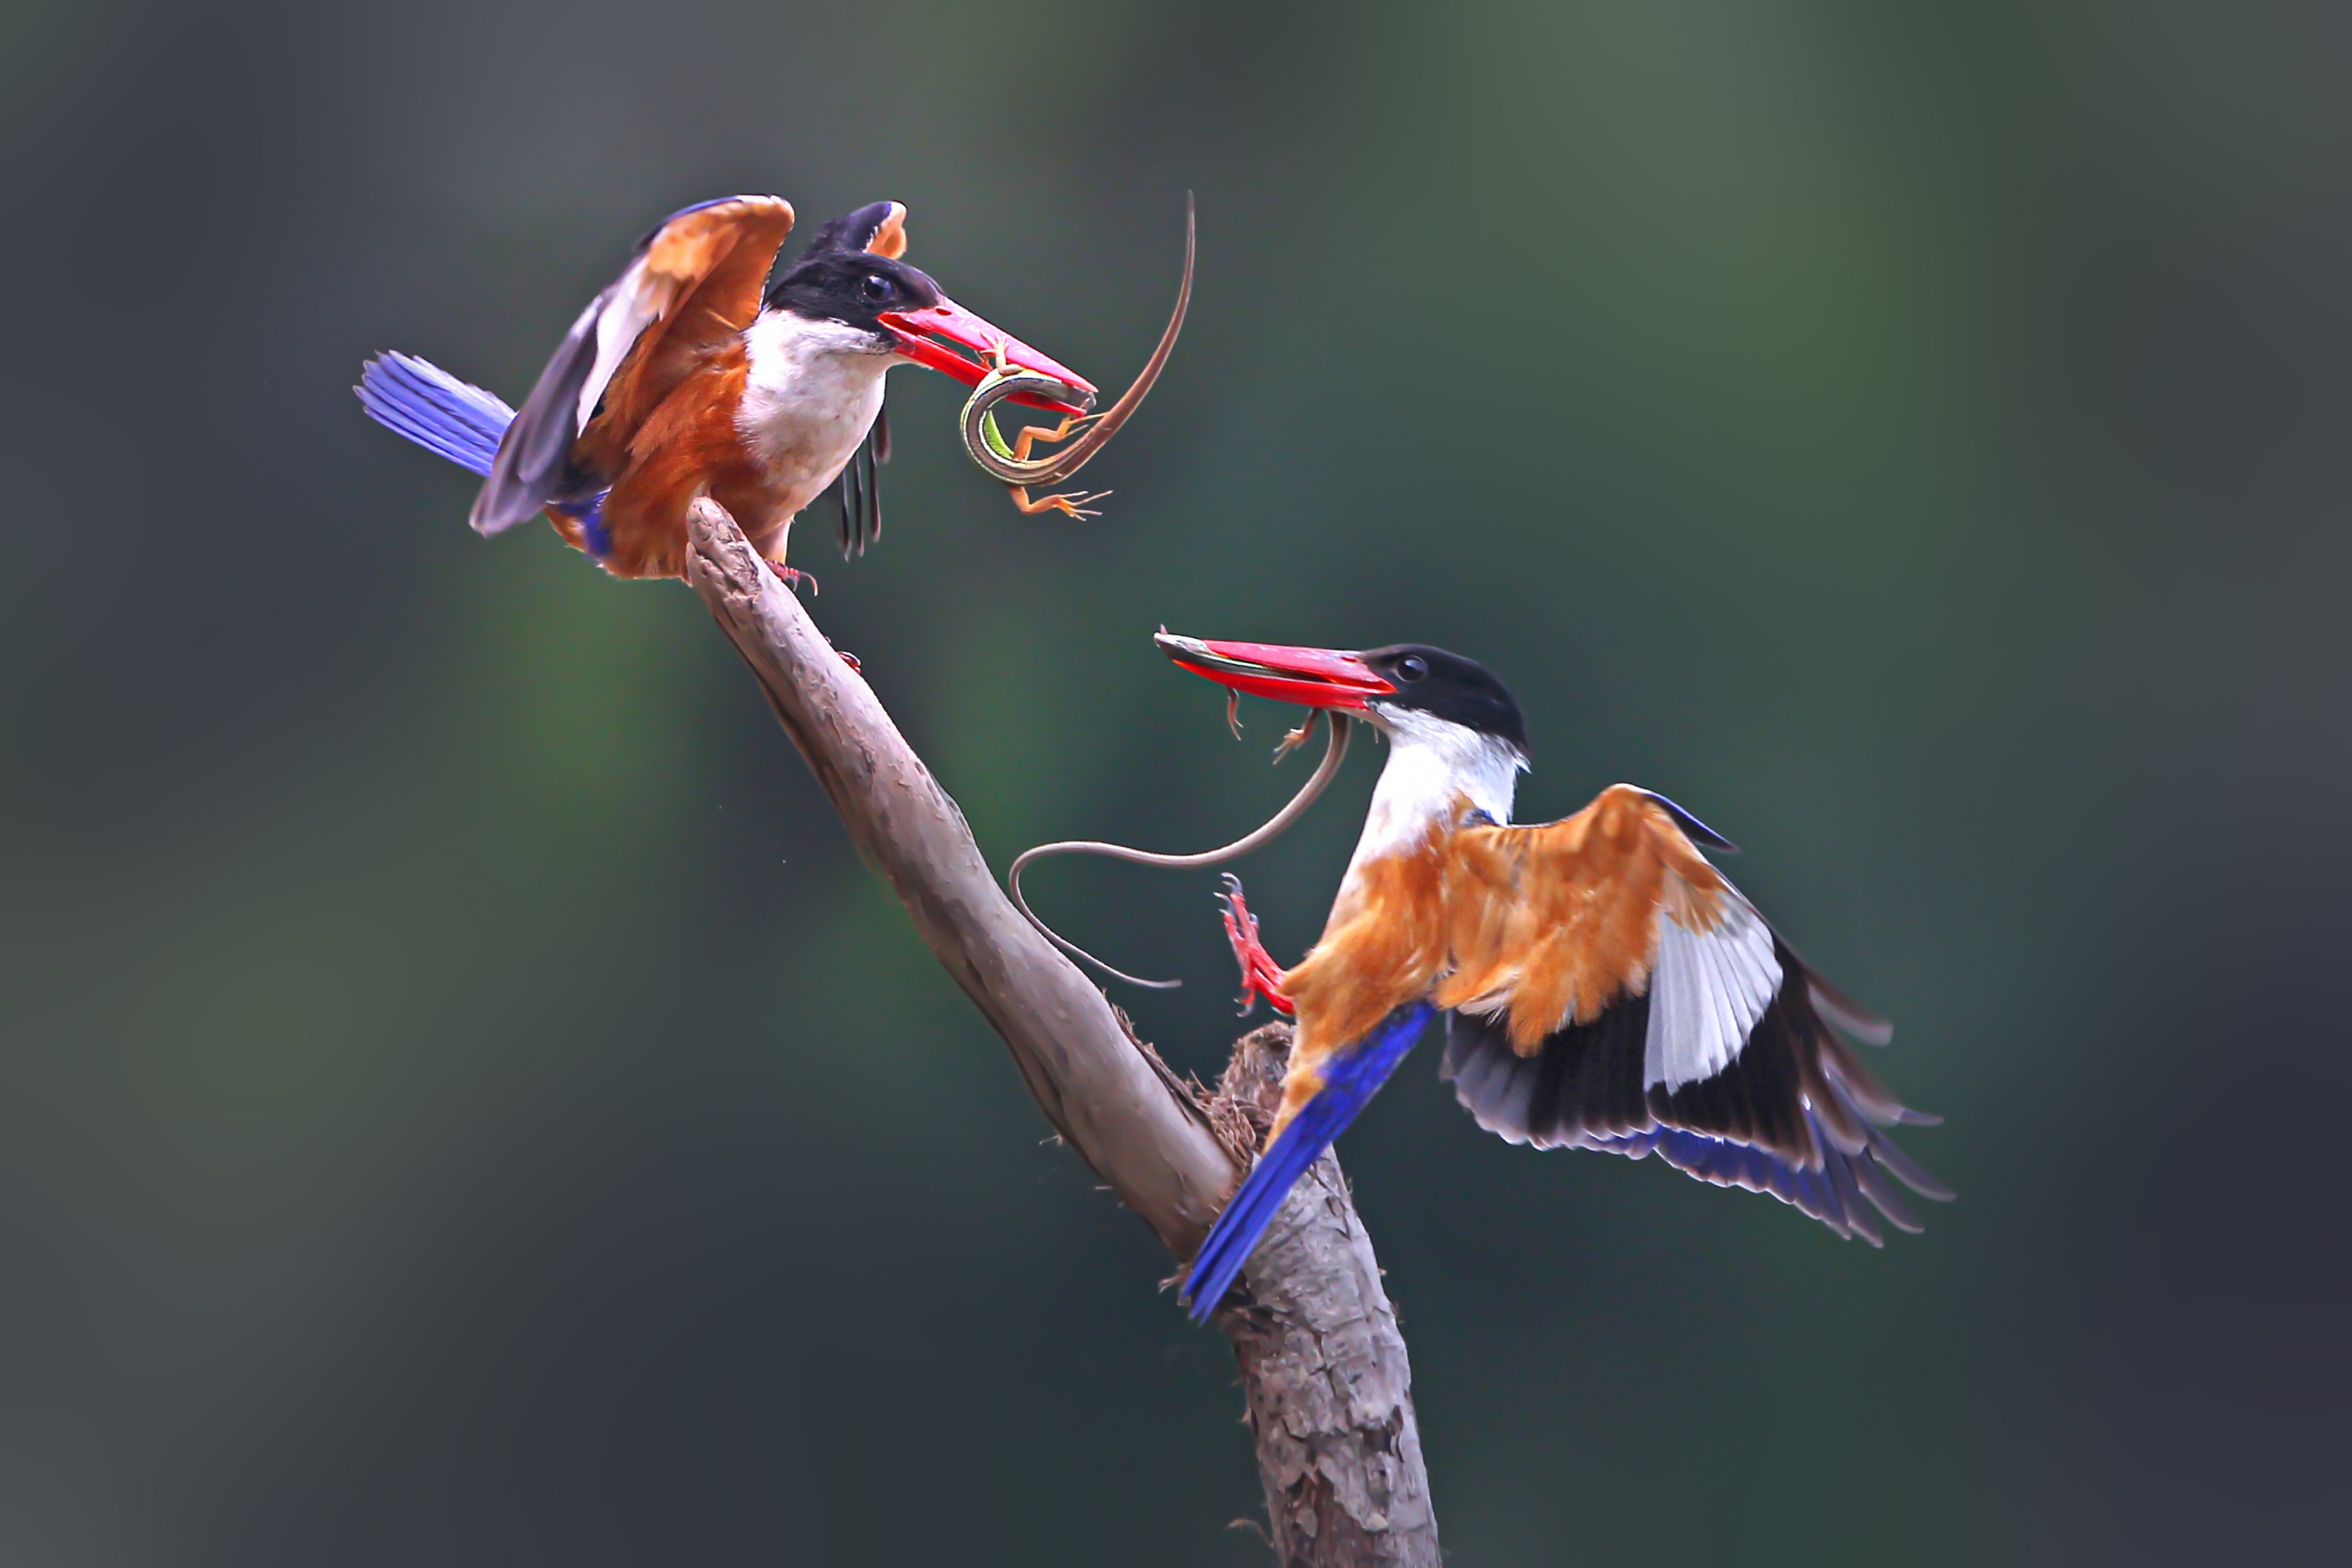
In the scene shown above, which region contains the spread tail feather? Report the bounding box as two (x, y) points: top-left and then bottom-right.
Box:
(1183, 1004), (1433, 1323)
(356, 352), (516, 478)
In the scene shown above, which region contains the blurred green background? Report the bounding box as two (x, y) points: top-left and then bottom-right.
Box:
(1, 0), (2343, 1562)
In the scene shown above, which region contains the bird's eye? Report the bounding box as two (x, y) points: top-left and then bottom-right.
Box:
(1395, 655), (1429, 683)
(859, 274), (895, 303)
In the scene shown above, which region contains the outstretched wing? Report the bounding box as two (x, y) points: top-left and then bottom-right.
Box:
(470, 195), (796, 536)
(1435, 785), (1948, 1244)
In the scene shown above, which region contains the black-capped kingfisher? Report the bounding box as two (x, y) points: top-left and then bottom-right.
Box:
(1153, 634), (1951, 1323)
(357, 197), (1095, 581)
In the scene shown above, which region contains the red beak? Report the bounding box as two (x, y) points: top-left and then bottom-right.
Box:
(1153, 632), (1396, 710)
(880, 298), (1097, 416)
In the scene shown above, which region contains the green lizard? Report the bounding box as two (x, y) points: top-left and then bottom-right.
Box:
(960, 362), (1111, 518)
(955, 196), (1195, 520)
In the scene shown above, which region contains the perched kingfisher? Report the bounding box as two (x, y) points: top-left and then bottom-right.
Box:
(1153, 634), (1951, 1322)
(356, 197), (1095, 580)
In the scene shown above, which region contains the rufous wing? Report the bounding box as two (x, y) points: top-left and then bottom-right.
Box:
(470, 195), (795, 536)
(1433, 785), (1948, 1244)
(1436, 784), (1736, 1050)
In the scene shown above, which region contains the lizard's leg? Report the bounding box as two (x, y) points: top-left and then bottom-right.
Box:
(1006, 486), (1112, 519)
(1007, 412), (1098, 461)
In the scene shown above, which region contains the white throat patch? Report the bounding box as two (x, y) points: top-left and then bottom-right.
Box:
(1347, 706), (1525, 867)
(738, 311), (893, 497)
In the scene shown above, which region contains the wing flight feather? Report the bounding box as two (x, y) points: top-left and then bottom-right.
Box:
(1432, 783), (1948, 1241)
(469, 195), (795, 537)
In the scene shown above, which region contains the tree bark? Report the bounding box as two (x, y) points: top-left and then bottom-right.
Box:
(685, 500), (1438, 1565)
(1209, 1026), (1442, 1565)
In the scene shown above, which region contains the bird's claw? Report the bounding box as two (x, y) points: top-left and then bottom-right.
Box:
(767, 560), (818, 595)
(1217, 873), (1293, 1017)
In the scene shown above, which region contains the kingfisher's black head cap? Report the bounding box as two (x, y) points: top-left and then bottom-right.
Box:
(1360, 644), (1529, 755)
(764, 200), (942, 330)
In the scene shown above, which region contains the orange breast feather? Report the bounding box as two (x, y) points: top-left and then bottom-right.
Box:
(1434, 785), (1728, 1054)
(1282, 820), (1454, 1090)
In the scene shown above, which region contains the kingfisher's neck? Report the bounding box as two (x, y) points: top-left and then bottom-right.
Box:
(1344, 713), (1523, 875)
(742, 310), (891, 409)
(738, 311), (891, 491)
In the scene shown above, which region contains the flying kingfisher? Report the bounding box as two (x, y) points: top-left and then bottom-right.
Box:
(1152, 633), (1951, 1322)
(357, 197), (1095, 581)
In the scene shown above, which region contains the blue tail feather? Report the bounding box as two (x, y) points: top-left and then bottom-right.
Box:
(356, 351), (516, 478)
(356, 352), (613, 557)
(1183, 1003), (1434, 1323)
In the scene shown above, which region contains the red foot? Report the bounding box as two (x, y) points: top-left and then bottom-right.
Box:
(1219, 873), (1294, 1017)
(766, 559), (818, 595)
(837, 650), (862, 673)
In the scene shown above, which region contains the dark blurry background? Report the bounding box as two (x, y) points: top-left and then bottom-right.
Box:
(1, 1), (2344, 1562)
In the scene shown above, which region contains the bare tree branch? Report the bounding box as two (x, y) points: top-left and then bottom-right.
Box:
(685, 499), (1439, 1566)
(1208, 1026), (1441, 1565)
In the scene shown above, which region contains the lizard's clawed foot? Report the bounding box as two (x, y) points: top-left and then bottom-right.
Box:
(1218, 873), (1293, 1017)
(1008, 486), (1112, 520)
(766, 560), (818, 595)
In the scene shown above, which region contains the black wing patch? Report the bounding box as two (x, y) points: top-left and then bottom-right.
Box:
(1634, 788), (1739, 852)
(1440, 936), (1948, 1245)
(470, 295), (608, 535)
(1442, 992), (1654, 1146)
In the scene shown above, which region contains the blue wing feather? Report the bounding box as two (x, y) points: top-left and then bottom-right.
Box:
(1183, 1004), (1434, 1323)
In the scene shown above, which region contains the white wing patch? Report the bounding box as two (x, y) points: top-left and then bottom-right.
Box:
(1643, 889), (1781, 1093)
(576, 256), (666, 434)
